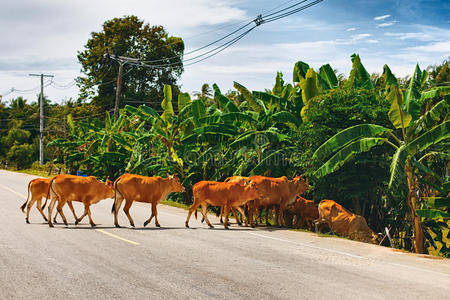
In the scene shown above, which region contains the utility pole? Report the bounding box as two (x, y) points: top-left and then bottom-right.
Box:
(105, 50), (140, 119)
(114, 61), (124, 120)
(29, 73), (54, 165)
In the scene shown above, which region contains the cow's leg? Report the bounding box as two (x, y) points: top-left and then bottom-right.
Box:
(36, 198), (49, 222)
(265, 206), (272, 226)
(234, 206), (246, 226)
(56, 201), (68, 226)
(202, 204), (214, 229)
(75, 201), (88, 225)
(84, 203), (96, 227)
(47, 197), (57, 228)
(66, 201), (78, 221)
(223, 204), (231, 229)
(113, 193), (125, 228)
(53, 209), (59, 224)
(277, 204), (285, 227)
(219, 206), (224, 224)
(231, 207), (241, 226)
(144, 203), (160, 227)
(123, 199), (135, 228)
(185, 197), (200, 228)
(25, 196), (38, 224)
(152, 203), (160, 227)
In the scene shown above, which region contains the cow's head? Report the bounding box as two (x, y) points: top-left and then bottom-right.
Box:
(168, 174), (185, 193)
(103, 180), (115, 198)
(291, 176), (310, 194)
(243, 180), (262, 200)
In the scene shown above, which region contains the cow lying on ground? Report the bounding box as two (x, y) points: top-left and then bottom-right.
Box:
(47, 175), (114, 227)
(185, 180), (261, 229)
(249, 175), (310, 227)
(284, 196), (318, 230)
(314, 199), (379, 244)
(20, 178), (65, 224)
(112, 174), (185, 228)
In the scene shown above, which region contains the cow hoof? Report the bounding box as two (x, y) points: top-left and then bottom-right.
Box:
(185, 222), (190, 228)
(43, 217), (48, 222)
(143, 221), (149, 227)
(49, 224), (54, 228)
(219, 219), (223, 224)
(54, 220), (58, 224)
(156, 224), (161, 228)
(224, 227), (230, 230)
(115, 224), (121, 228)
(64, 222), (68, 227)
(25, 219), (30, 224)
(75, 220), (79, 225)
(130, 223), (135, 228)
(90, 223), (96, 228)
(209, 226), (215, 229)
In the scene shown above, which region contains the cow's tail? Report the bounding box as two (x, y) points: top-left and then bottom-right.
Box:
(111, 176), (122, 213)
(20, 180), (33, 212)
(43, 177), (57, 210)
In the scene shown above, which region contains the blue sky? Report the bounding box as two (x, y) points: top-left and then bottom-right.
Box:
(0, 0), (449, 104)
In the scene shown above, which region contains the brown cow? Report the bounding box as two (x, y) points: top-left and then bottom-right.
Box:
(315, 199), (379, 244)
(47, 175), (114, 227)
(21, 178), (55, 223)
(249, 175), (310, 227)
(185, 180), (261, 229)
(113, 174), (185, 228)
(284, 196), (318, 230)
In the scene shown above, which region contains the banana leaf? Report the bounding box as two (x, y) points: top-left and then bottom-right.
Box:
(314, 137), (387, 178)
(312, 124), (392, 162)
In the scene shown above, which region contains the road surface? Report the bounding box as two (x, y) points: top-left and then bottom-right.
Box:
(0, 170), (449, 299)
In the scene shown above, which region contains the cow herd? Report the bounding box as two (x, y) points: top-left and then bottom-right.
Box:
(20, 173), (380, 244)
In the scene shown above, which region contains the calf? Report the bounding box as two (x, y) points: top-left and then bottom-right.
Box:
(284, 196), (318, 230)
(47, 175), (114, 227)
(315, 199), (379, 244)
(113, 174), (185, 228)
(185, 181), (261, 229)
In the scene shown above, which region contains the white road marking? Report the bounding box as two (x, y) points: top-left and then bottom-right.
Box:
(246, 232), (450, 277)
(96, 229), (140, 246)
(0, 183), (27, 198)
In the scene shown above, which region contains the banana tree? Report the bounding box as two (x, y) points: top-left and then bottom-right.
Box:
(312, 64), (449, 253)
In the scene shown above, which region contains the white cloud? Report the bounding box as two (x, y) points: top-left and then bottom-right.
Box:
(376, 21), (397, 28)
(366, 39), (379, 44)
(351, 33), (372, 40)
(347, 27), (357, 31)
(384, 25), (450, 42)
(374, 14), (391, 21)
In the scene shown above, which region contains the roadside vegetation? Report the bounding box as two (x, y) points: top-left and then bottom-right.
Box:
(0, 16), (448, 256)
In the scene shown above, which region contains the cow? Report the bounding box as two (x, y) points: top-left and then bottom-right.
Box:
(249, 175), (310, 227)
(112, 173), (185, 228)
(185, 180), (261, 229)
(283, 196), (318, 230)
(47, 175), (114, 227)
(20, 178), (69, 224)
(314, 199), (379, 244)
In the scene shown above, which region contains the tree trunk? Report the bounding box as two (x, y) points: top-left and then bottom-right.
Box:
(405, 161), (425, 254)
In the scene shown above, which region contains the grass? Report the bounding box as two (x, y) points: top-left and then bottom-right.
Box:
(160, 199), (191, 210)
(11, 168), (52, 178)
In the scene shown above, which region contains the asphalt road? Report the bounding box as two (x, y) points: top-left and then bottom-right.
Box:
(1, 170), (449, 299)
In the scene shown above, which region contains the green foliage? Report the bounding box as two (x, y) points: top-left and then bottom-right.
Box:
(77, 15), (184, 111)
(7, 144), (34, 169)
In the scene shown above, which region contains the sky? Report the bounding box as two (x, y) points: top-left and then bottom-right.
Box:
(0, 0), (449, 104)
